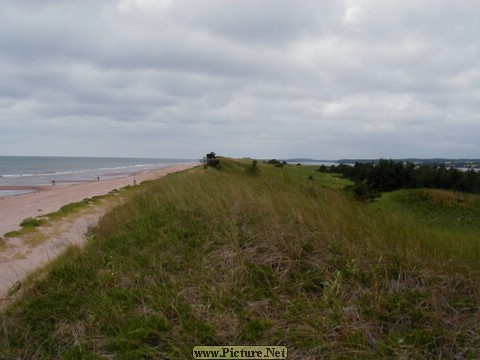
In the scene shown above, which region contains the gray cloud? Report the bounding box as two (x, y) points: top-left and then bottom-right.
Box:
(1, 0), (479, 159)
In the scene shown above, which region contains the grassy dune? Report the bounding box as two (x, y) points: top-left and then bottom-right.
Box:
(1, 158), (479, 359)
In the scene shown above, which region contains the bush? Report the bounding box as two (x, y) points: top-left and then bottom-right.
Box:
(201, 152), (221, 169)
(246, 160), (260, 176)
(351, 180), (381, 202)
(207, 159), (221, 168)
(20, 217), (45, 228)
(266, 159), (287, 167)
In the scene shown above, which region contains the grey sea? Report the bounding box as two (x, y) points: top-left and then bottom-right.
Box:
(0, 156), (196, 197)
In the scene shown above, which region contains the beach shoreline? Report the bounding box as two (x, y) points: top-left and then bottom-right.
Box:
(0, 163), (195, 236)
(0, 163), (196, 300)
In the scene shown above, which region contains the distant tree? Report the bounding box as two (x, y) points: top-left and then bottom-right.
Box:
(335, 160), (480, 196)
(264, 159), (287, 167)
(206, 152), (216, 160)
(317, 165), (329, 173)
(462, 169), (480, 193)
(201, 152), (221, 169)
(415, 165), (437, 188)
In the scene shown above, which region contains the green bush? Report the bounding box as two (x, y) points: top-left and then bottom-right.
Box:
(351, 180), (381, 202)
(20, 217), (45, 228)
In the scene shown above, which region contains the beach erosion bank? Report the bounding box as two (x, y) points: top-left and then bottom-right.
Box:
(0, 163), (197, 299)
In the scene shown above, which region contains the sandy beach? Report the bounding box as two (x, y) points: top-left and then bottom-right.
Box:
(0, 163), (196, 300)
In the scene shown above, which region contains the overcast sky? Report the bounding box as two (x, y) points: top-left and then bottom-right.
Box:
(1, 0), (479, 159)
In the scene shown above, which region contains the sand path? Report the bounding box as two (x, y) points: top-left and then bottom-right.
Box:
(0, 163), (196, 301)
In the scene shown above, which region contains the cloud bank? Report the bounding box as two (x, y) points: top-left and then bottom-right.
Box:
(1, 0), (479, 159)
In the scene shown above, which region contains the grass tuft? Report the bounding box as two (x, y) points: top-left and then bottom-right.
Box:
(4, 217), (47, 238)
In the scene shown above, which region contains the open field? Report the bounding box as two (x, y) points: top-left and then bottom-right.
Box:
(1, 158), (479, 358)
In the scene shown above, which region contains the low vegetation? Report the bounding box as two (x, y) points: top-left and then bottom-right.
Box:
(1, 158), (479, 358)
(2, 196), (107, 239)
(201, 152), (221, 169)
(4, 217), (48, 238)
(45, 196), (108, 221)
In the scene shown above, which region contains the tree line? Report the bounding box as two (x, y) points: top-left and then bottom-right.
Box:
(319, 159), (480, 196)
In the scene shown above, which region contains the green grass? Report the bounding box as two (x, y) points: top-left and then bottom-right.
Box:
(1, 159), (479, 359)
(261, 162), (353, 189)
(45, 195), (107, 221)
(2, 190), (127, 239)
(3, 217), (48, 238)
(375, 188), (480, 268)
(381, 188), (480, 229)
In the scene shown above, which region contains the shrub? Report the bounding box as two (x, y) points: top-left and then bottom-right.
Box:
(20, 217), (45, 228)
(202, 152), (221, 169)
(246, 160), (260, 176)
(266, 159), (281, 165)
(351, 180), (381, 202)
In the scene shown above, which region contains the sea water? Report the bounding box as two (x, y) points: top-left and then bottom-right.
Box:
(0, 156), (196, 197)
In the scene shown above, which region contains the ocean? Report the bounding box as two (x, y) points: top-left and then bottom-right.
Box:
(0, 156), (196, 197)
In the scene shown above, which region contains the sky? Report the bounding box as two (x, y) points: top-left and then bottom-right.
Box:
(0, 0), (479, 160)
